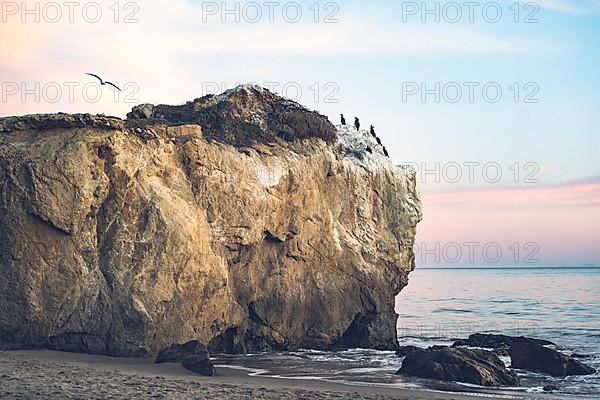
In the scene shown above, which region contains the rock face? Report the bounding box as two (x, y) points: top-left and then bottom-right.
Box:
(396, 346), (520, 387)
(0, 85), (422, 357)
(155, 340), (215, 376)
(510, 338), (596, 377)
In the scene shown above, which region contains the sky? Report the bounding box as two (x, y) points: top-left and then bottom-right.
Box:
(1, 0), (598, 266)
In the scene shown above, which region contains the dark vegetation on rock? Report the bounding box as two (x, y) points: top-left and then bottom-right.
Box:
(0, 113), (124, 133)
(126, 85), (337, 147)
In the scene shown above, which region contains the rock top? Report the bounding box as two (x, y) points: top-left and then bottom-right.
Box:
(0, 113), (124, 133)
(126, 85), (337, 147)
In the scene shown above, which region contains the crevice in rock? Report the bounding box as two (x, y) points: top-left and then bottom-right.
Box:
(28, 211), (71, 236)
(263, 230), (284, 243)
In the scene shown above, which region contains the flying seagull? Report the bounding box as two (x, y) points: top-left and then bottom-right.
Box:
(85, 73), (122, 91)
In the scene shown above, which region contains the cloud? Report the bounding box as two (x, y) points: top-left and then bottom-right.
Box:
(0, 0), (540, 116)
(422, 177), (600, 209)
(536, 0), (600, 14)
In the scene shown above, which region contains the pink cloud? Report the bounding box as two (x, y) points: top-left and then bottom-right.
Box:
(416, 177), (600, 265)
(422, 177), (600, 209)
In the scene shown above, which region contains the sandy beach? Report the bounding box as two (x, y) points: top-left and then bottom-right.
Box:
(0, 350), (539, 400)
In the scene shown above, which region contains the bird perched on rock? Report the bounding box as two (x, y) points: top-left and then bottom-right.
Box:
(370, 125), (376, 137)
(354, 117), (360, 131)
(376, 136), (382, 145)
(383, 146), (389, 157)
(366, 146), (373, 154)
(340, 114), (346, 125)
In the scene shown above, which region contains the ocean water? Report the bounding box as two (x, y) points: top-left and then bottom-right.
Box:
(213, 267), (600, 398)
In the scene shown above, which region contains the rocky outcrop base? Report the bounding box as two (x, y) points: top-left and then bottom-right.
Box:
(155, 340), (215, 376)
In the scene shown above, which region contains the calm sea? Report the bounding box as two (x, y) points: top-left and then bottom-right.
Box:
(213, 267), (600, 398)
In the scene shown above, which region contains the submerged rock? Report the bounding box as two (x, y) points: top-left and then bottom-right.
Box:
(396, 346), (520, 387)
(571, 353), (592, 359)
(0, 85), (422, 356)
(543, 384), (560, 392)
(155, 340), (215, 376)
(509, 338), (596, 377)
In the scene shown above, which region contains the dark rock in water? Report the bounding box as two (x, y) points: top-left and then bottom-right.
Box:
(453, 333), (554, 349)
(543, 385), (560, 392)
(510, 338), (596, 377)
(395, 345), (421, 357)
(155, 340), (215, 376)
(571, 353), (592, 359)
(396, 346), (520, 387)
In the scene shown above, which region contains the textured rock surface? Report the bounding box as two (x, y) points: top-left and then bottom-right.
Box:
(510, 338), (596, 377)
(155, 340), (215, 376)
(126, 85), (337, 146)
(396, 346), (520, 387)
(453, 333), (554, 349)
(155, 340), (209, 364)
(0, 85), (422, 357)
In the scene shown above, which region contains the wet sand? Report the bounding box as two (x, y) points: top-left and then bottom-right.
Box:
(0, 350), (537, 399)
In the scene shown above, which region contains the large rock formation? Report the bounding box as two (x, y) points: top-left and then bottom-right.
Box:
(0, 85), (422, 357)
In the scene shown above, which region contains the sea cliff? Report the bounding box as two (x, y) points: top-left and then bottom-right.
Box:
(0, 85), (422, 356)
